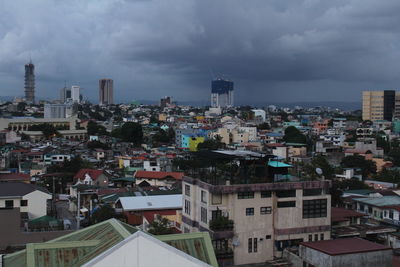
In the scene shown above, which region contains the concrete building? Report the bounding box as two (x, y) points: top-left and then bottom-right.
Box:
(99, 78), (114, 105)
(0, 116), (77, 131)
(362, 90), (395, 121)
(291, 238), (392, 267)
(0, 182), (52, 219)
(160, 96), (172, 109)
(71, 85), (81, 103)
(24, 60), (35, 103)
(181, 151), (331, 266)
(59, 86), (71, 102)
(44, 103), (76, 118)
(211, 79), (234, 108)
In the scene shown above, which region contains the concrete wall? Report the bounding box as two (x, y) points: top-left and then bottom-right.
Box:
(23, 190), (52, 219)
(0, 208), (70, 250)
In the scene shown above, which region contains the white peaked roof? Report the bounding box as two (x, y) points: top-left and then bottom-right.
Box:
(82, 231), (212, 267)
(118, 194), (182, 211)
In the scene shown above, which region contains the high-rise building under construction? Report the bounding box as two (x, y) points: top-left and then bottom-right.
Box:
(24, 61), (35, 103)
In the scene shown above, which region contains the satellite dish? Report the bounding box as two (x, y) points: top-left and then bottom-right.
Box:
(232, 238), (240, 247)
(316, 168), (323, 176)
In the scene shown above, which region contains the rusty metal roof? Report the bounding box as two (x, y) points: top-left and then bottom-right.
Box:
(3, 219), (137, 267)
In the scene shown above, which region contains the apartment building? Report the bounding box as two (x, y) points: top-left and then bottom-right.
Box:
(181, 151), (331, 266)
(362, 90), (395, 121)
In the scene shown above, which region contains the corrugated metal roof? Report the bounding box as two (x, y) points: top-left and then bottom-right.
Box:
(157, 232), (218, 267)
(118, 194), (182, 211)
(3, 219), (137, 267)
(353, 196), (400, 207)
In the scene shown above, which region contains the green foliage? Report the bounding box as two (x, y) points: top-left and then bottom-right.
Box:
(147, 216), (174, 235)
(112, 122), (143, 145)
(29, 123), (60, 139)
(91, 205), (117, 224)
(87, 140), (110, 150)
(257, 122), (270, 130)
(197, 136), (225, 150)
(330, 178), (371, 207)
(303, 155), (334, 179)
(152, 128), (174, 145)
(388, 148), (400, 166)
(47, 156), (93, 174)
(87, 121), (108, 136)
(340, 155), (377, 178)
(283, 126), (307, 144)
(373, 168), (400, 185)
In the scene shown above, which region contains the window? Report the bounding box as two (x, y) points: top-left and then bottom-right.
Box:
(260, 206), (272, 215)
(389, 210), (394, 219)
(303, 199), (327, 218)
(303, 189), (322, 196)
(185, 185), (190, 196)
(277, 201), (296, 208)
(246, 208), (254, 216)
(248, 238), (252, 253)
(238, 192), (254, 199)
(212, 210), (222, 220)
(308, 234), (312, 241)
(20, 200), (28, 207)
(5, 200), (13, 208)
(213, 239), (228, 251)
(201, 207), (208, 224)
(211, 193), (222, 204)
(368, 206), (373, 214)
(184, 200), (191, 215)
(253, 238), (258, 252)
(276, 190), (296, 198)
(265, 235), (271, 239)
(201, 190), (207, 204)
(314, 234), (318, 241)
(360, 204), (365, 211)
(320, 234), (324, 240)
(261, 191), (271, 198)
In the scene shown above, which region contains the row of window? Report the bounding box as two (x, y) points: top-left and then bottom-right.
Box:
(246, 207), (272, 216)
(238, 189), (322, 199)
(3, 199), (28, 208)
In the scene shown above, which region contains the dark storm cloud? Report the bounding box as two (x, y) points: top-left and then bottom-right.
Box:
(1, 0), (400, 103)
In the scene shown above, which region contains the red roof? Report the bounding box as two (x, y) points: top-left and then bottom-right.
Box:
(300, 238), (391, 256)
(266, 143), (285, 148)
(135, 171), (184, 180)
(0, 173), (31, 182)
(331, 207), (365, 222)
(73, 169), (105, 181)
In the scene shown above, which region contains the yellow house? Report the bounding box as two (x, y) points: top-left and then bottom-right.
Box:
(189, 137), (205, 151)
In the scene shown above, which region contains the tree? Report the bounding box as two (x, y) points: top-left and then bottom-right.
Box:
(330, 178), (371, 207)
(197, 136), (225, 150)
(341, 155), (377, 178)
(283, 126), (307, 144)
(257, 122), (270, 130)
(388, 148), (400, 166)
(147, 215), (174, 235)
(87, 121), (108, 136)
(29, 123), (59, 139)
(303, 155), (334, 180)
(91, 205), (117, 224)
(112, 122), (143, 145)
(373, 168), (400, 186)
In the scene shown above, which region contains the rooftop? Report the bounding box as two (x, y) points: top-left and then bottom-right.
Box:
(353, 196), (400, 207)
(118, 194), (182, 211)
(300, 237), (391, 256)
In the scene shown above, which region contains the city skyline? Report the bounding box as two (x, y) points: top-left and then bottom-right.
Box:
(1, 0), (400, 104)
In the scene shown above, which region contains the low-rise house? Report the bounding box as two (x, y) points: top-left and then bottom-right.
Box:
(134, 170), (184, 187)
(354, 196), (400, 226)
(0, 182), (52, 219)
(331, 207), (365, 227)
(0, 172), (31, 183)
(73, 168), (109, 186)
(115, 194), (182, 225)
(292, 238), (392, 267)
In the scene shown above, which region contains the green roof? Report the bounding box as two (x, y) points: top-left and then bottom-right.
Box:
(3, 219), (137, 267)
(111, 177), (135, 182)
(343, 189), (374, 195)
(268, 161), (292, 168)
(157, 232), (218, 267)
(353, 196), (400, 207)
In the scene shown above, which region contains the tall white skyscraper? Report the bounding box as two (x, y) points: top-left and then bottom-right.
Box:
(99, 79), (114, 105)
(71, 85), (80, 103)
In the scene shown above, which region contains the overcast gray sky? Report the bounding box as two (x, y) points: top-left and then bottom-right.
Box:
(1, 0), (400, 104)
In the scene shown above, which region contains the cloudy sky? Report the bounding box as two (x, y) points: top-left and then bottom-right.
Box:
(1, 0), (400, 105)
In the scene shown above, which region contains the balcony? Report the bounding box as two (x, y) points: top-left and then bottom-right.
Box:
(215, 248), (234, 259)
(209, 217), (234, 239)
